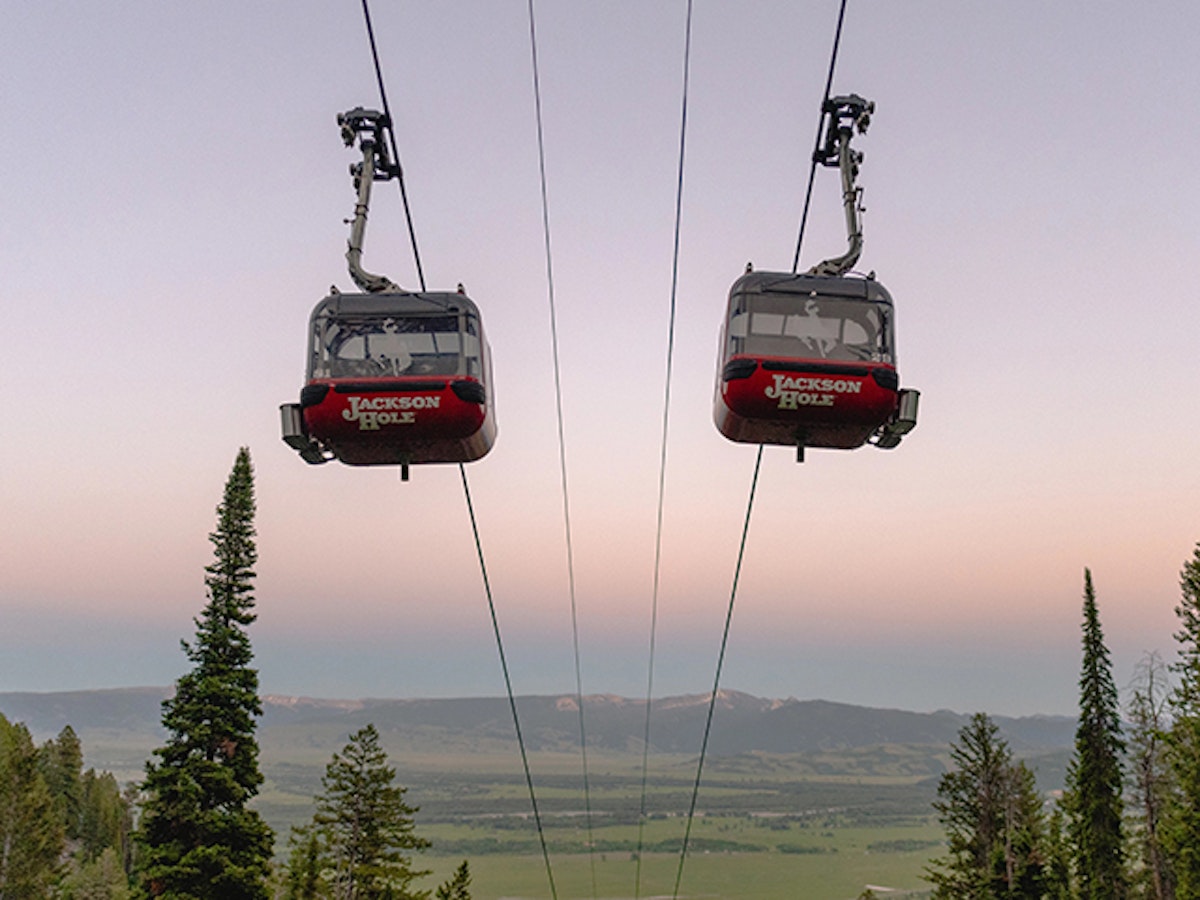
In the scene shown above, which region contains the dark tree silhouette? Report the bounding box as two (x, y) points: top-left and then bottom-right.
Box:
(135, 447), (273, 899)
(1063, 569), (1127, 898)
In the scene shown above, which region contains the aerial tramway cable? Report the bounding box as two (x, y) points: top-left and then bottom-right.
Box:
(633, 1), (694, 896)
(348, 0), (858, 895)
(792, 0), (851, 274)
(524, 1), (599, 896)
(459, 468), (558, 900)
(359, 0), (426, 291)
(355, 4), (558, 897)
(673, 448), (763, 899)
(670, 1), (852, 897)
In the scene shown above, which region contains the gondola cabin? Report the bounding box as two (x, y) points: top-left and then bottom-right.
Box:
(714, 270), (917, 459)
(281, 290), (496, 473)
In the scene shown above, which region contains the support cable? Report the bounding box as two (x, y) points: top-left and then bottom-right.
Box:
(672, 447), (763, 899)
(525, 2), (598, 894)
(460, 466), (559, 900)
(791, 0), (850, 274)
(357, 4), (555, 897)
(360, 0), (427, 291)
(634, 2), (694, 896)
(674, 2), (850, 895)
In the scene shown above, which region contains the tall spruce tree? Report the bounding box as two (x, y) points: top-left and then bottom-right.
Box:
(135, 447), (273, 899)
(1167, 542), (1200, 899)
(1063, 568), (1127, 898)
(926, 712), (1048, 898)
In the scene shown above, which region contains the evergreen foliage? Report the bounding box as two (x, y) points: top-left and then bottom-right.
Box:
(1063, 569), (1127, 898)
(1168, 542), (1200, 899)
(925, 712), (1048, 898)
(0, 712), (65, 897)
(0, 713), (133, 897)
(434, 861), (471, 900)
(135, 447), (273, 899)
(282, 827), (321, 900)
(39, 724), (85, 840)
(58, 847), (132, 900)
(312, 723), (431, 899)
(282, 724), (476, 899)
(79, 769), (132, 863)
(1043, 804), (1072, 900)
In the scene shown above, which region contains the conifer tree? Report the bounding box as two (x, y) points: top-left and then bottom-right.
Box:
(926, 712), (1048, 898)
(1167, 542), (1200, 899)
(289, 723), (431, 899)
(0, 713), (65, 897)
(39, 723), (85, 840)
(1044, 804), (1073, 900)
(435, 860), (471, 900)
(135, 447), (273, 899)
(1003, 761), (1051, 898)
(80, 768), (133, 864)
(1063, 568), (1127, 898)
(282, 827), (322, 900)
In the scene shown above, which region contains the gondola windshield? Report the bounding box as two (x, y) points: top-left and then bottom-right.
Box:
(727, 292), (892, 365)
(311, 310), (483, 379)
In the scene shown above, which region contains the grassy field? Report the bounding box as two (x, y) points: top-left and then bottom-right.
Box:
(70, 723), (947, 897)
(255, 749), (942, 899)
(417, 818), (940, 899)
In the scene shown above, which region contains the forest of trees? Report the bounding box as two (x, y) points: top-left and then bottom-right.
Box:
(1, 445), (1198, 898)
(927, 547), (1200, 899)
(0, 718), (134, 898)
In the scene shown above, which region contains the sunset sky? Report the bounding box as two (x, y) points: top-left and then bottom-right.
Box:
(2, 2), (1197, 717)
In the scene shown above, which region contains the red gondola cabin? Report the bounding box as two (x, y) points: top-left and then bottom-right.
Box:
(281, 289), (496, 473)
(713, 270), (917, 459)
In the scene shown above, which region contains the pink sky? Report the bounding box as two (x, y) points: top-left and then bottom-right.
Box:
(2, 2), (1198, 715)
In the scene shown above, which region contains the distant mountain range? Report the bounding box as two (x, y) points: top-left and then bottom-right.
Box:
(0, 687), (1074, 758)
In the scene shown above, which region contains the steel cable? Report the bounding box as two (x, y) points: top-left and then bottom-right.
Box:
(525, 1), (599, 895)
(792, 0), (851, 274)
(675, 2), (850, 895)
(357, 3), (557, 896)
(460, 465), (559, 900)
(360, 0), (427, 291)
(672, 448), (762, 899)
(634, 1), (694, 896)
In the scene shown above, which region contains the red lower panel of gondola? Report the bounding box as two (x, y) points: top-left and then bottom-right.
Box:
(714, 357), (898, 450)
(301, 378), (495, 466)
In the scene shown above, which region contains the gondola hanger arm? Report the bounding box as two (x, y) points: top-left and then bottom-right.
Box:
(807, 94), (874, 277)
(337, 107), (406, 293)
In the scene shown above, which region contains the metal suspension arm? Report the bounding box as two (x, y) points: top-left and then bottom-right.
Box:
(338, 107), (404, 293)
(807, 94), (874, 277)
